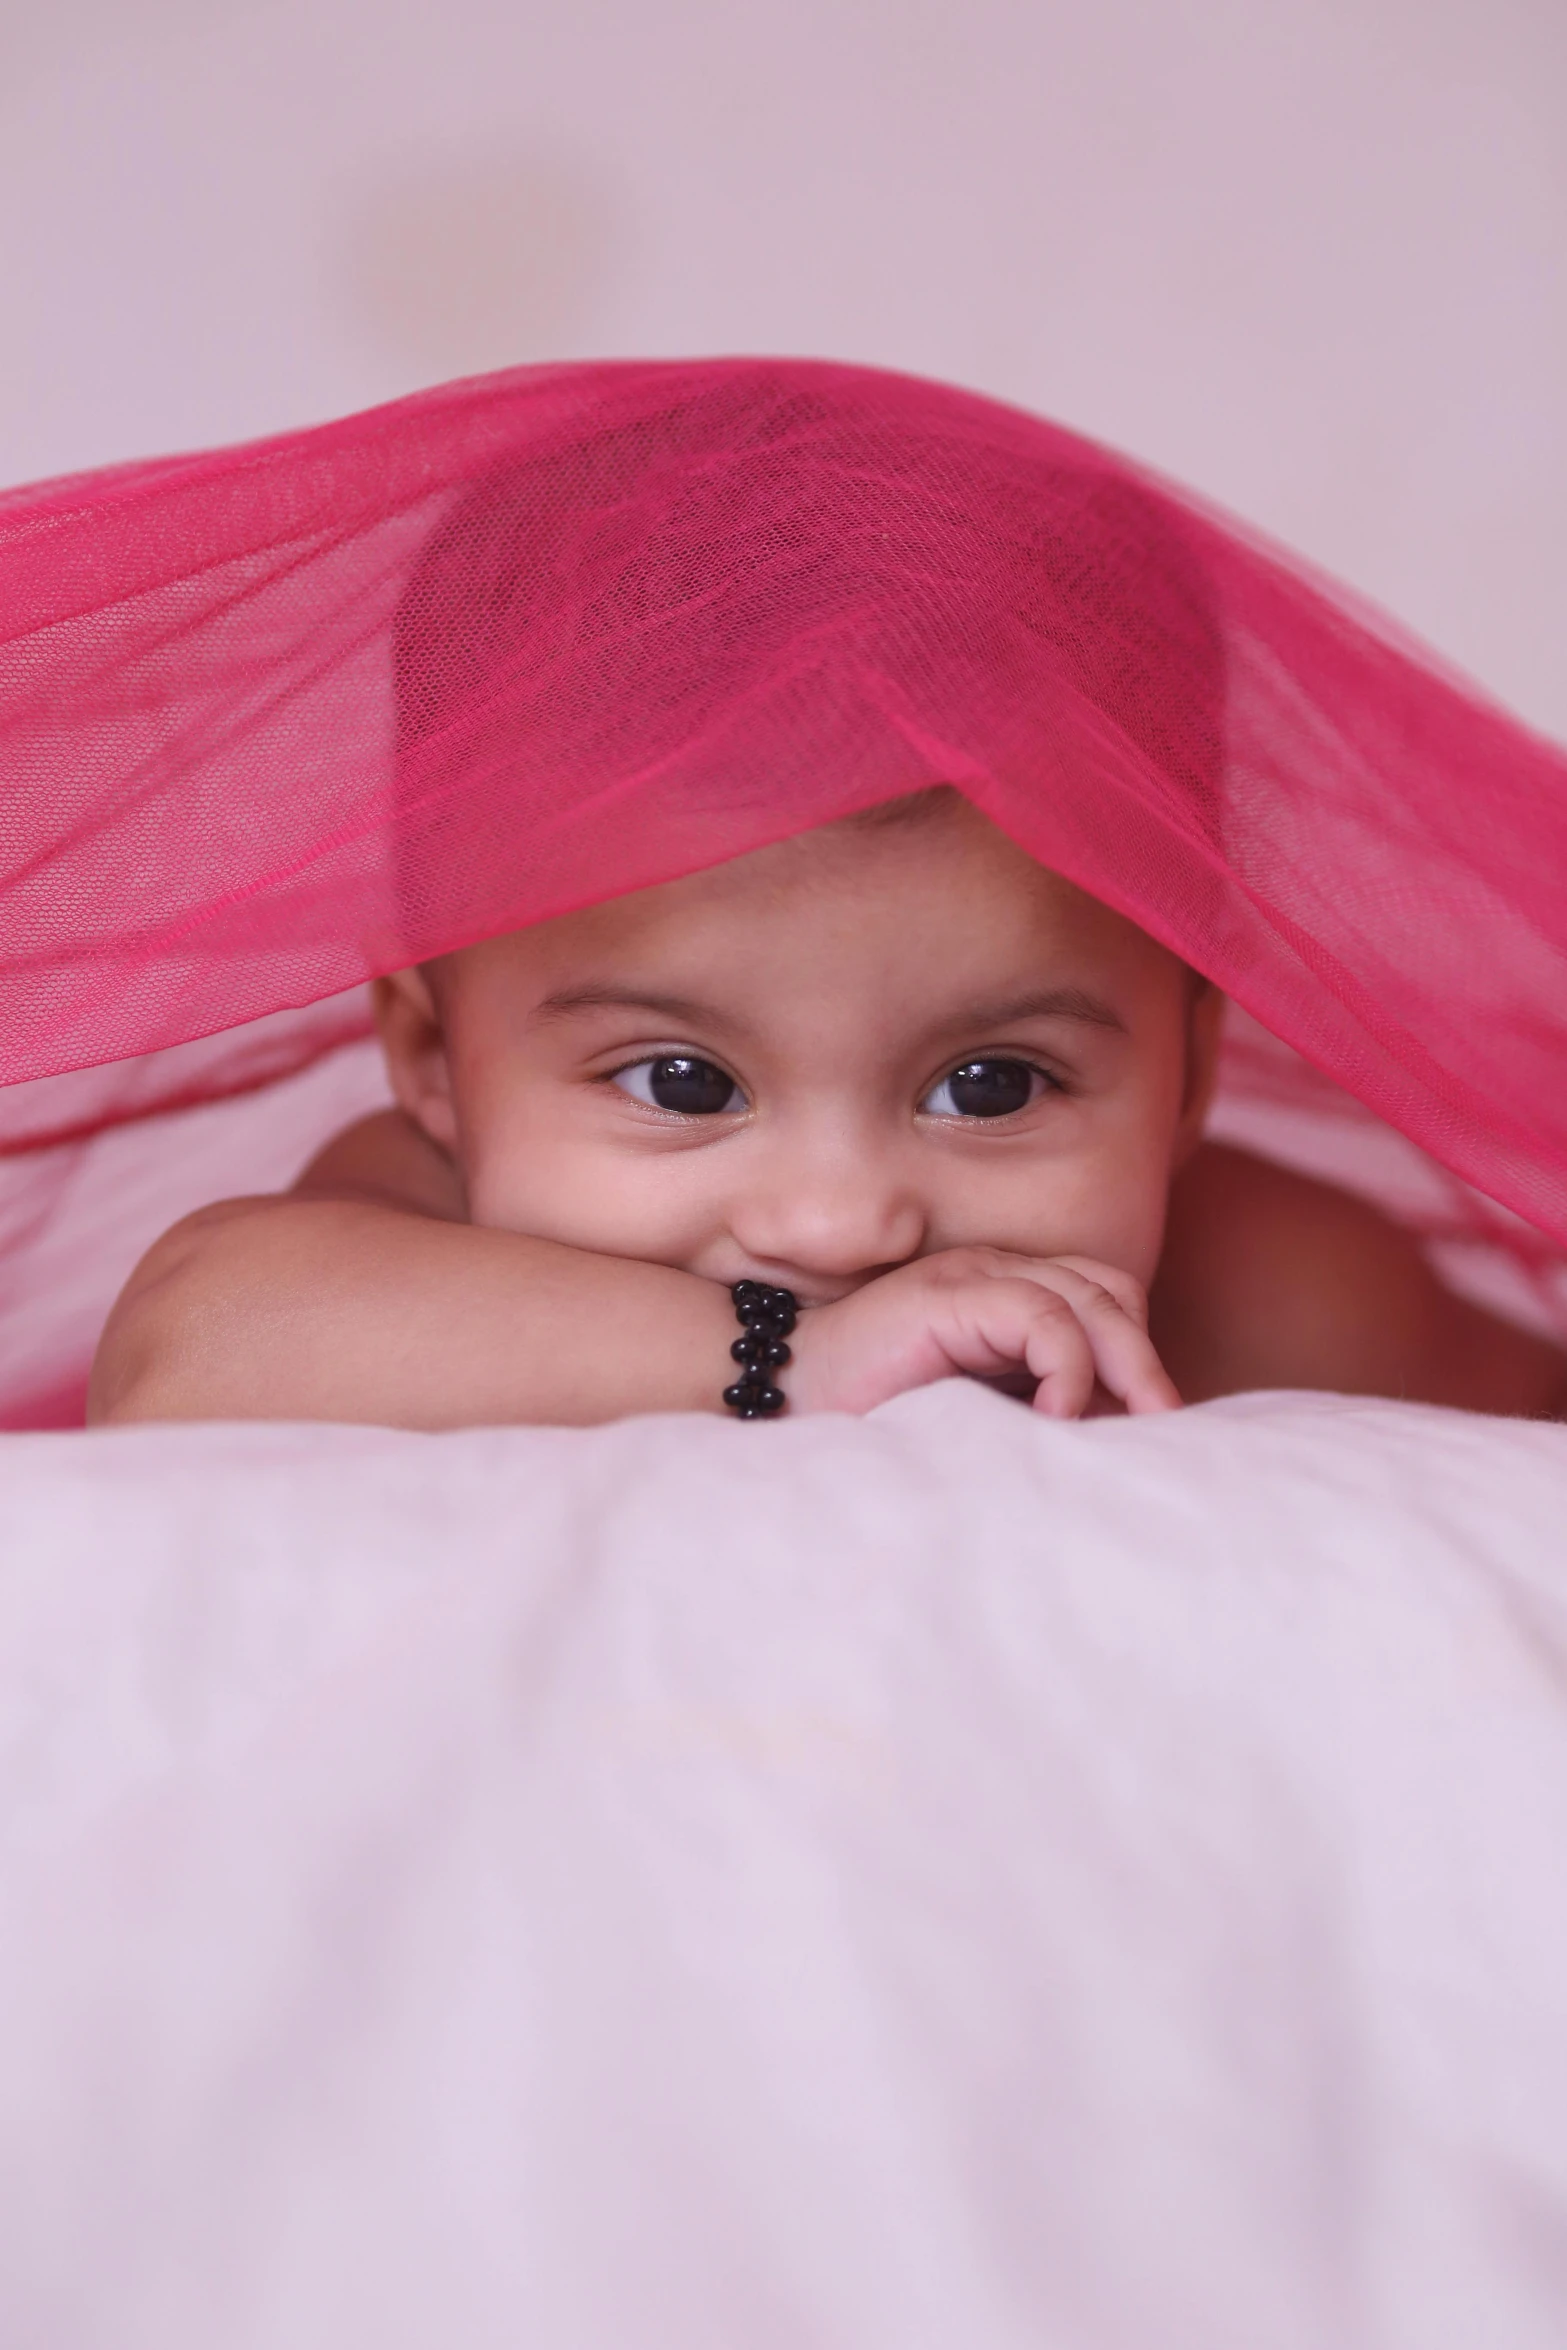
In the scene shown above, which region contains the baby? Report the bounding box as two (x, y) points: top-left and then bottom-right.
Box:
(79, 365), (1567, 1428)
(89, 784), (1567, 1428)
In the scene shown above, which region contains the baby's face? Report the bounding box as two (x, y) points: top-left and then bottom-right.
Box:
(378, 797), (1218, 1302)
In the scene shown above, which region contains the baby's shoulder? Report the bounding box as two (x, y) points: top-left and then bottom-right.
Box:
(1150, 1141), (1567, 1416)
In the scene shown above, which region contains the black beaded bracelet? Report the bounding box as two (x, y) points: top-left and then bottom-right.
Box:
(722, 1281), (798, 1418)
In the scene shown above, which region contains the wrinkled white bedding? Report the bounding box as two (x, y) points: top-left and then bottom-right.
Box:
(3, 1382), (1567, 2349)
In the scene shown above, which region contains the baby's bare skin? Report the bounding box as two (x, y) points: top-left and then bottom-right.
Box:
(90, 796), (1567, 1428)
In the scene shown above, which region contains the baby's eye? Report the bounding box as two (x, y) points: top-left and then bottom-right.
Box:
(921, 1058), (1049, 1120)
(612, 1055), (743, 1115)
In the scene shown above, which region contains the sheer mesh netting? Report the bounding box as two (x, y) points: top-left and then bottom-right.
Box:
(3, 357), (1566, 1426)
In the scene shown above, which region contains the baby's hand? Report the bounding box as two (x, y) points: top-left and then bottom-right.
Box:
(787, 1247), (1179, 1418)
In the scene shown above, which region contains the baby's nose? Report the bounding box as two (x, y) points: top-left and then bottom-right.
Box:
(730, 1153), (926, 1289)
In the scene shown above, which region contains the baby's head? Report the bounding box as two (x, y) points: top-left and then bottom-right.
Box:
(377, 365), (1228, 1297)
(374, 788), (1218, 1302)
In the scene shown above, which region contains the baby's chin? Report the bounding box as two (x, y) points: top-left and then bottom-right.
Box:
(689, 1261), (876, 1310)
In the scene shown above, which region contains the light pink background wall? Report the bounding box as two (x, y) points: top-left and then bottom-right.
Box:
(2, 0), (1563, 732)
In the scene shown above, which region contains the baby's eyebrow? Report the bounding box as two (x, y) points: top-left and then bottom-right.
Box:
(530, 983), (728, 1028)
(949, 986), (1128, 1035)
(530, 981), (1128, 1035)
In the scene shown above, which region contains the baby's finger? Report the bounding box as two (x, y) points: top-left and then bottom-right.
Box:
(988, 1256), (1175, 1413)
(1063, 1278), (1181, 1413)
(1033, 1254), (1151, 1330)
(1017, 1290), (1098, 1419)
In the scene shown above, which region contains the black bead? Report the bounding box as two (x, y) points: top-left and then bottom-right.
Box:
(738, 1300), (796, 1337)
(724, 1283), (797, 1415)
(725, 1382), (783, 1417)
(731, 1333), (791, 1367)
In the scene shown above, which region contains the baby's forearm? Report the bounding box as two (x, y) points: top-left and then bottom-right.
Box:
(88, 1197), (737, 1429)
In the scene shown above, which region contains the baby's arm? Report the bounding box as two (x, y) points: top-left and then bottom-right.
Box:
(89, 1112), (739, 1428)
(1153, 1142), (1567, 1418)
(91, 1110), (1174, 1429)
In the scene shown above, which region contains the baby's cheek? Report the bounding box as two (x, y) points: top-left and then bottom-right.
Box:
(1081, 1146), (1176, 1279)
(464, 1146), (615, 1239)
(1051, 1186), (1169, 1285)
(460, 1134), (714, 1268)
(1057, 1097), (1187, 1282)
(935, 1150), (1170, 1283)
(1092, 1181), (1173, 1288)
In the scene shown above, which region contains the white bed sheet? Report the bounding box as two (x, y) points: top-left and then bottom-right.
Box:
(3, 1382), (1567, 2349)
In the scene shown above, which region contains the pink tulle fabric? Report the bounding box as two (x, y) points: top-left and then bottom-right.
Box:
(3, 357), (1566, 1427)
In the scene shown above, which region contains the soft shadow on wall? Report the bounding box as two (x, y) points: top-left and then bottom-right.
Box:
(0, 0), (1563, 738)
(335, 147), (623, 379)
